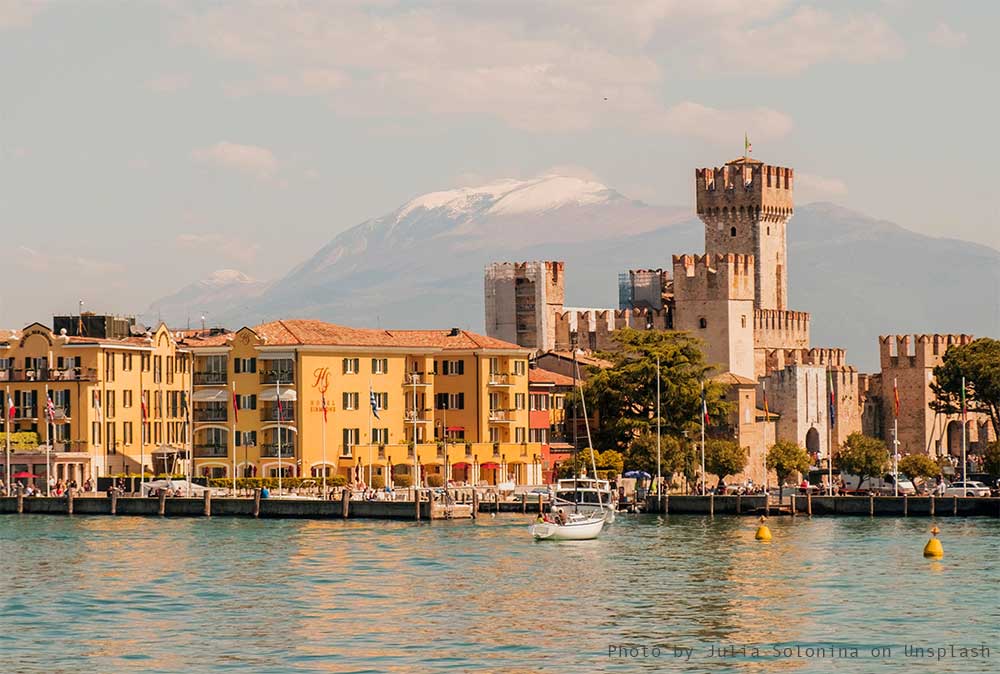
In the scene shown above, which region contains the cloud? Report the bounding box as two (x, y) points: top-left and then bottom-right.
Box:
(175, 233), (260, 264)
(795, 172), (848, 201)
(191, 141), (278, 178)
(656, 102), (793, 143)
(11, 245), (125, 276)
(0, 0), (44, 29)
(146, 73), (191, 93)
(928, 22), (967, 49)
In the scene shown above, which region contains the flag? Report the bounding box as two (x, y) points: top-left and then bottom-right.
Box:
(7, 394), (15, 421)
(827, 369), (836, 427)
(140, 392), (147, 421)
(232, 386), (239, 423)
(320, 392), (328, 424)
(744, 132), (751, 155)
(762, 385), (769, 419)
(275, 381), (283, 422)
(700, 384), (709, 426)
(370, 387), (381, 420)
(961, 376), (967, 422)
(893, 377), (900, 418)
(93, 390), (103, 423)
(46, 393), (56, 423)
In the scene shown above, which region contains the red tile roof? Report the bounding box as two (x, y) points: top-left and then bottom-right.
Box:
(528, 368), (576, 387)
(250, 320), (525, 351)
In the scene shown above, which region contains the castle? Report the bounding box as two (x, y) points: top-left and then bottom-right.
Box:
(485, 155), (995, 481)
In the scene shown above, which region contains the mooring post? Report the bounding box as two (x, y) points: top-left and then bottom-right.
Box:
(110, 489), (118, 515)
(415, 488), (421, 521)
(790, 493), (796, 517)
(340, 488), (349, 519)
(538, 493), (543, 514)
(471, 489), (478, 519)
(903, 494), (908, 517)
(664, 493), (669, 515)
(158, 490), (167, 516)
(869, 493), (874, 517)
(254, 488), (262, 518)
(495, 489), (500, 514)
(807, 491), (812, 516)
(709, 493), (714, 517)
(737, 493), (742, 515)
(929, 493), (935, 517)
(16, 484), (24, 514)
(953, 495), (958, 516)
(67, 488), (74, 515)
(203, 489), (212, 517)
(521, 492), (526, 514)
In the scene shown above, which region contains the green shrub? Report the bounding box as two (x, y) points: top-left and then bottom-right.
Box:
(5, 432), (40, 451)
(426, 474), (444, 488)
(393, 473), (413, 488)
(330, 475), (348, 488)
(369, 475), (385, 489)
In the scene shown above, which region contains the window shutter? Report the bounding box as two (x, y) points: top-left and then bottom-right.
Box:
(250, 394), (257, 410)
(235, 432), (241, 447)
(457, 360), (465, 375)
(458, 392), (465, 409)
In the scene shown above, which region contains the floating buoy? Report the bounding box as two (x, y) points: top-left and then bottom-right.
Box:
(755, 515), (772, 542)
(923, 526), (943, 558)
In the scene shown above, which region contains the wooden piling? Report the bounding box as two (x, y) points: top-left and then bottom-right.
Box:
(158, 490), (167, 516)
(471, 489), (478, 519)
(340, 488), (349, 519)
(16, 485), (23, 514)
(869, 493), (874, 517)
(736, 493), (742, 515)
(521, 492), (526, 513)
(67, 489), (74, 515)
(807, 491), (812, 516)
(495, 489), (500, 514)
(254, 488), (262, 518)
(953, 495), (958, 516)
(929, 494), (935, 516)
(790, 494), (795, 516)
(538, 494), (543, 514)
(903, 494), (908, 517)
(664, 493), (669, 515)
(203, 489), (212, 517)
(709, 493), (714, 517)
(110, 490), (118, 515)
(415, 489), (421, 521)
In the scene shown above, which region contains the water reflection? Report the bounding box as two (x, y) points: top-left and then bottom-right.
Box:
(0, 514), (998, 673)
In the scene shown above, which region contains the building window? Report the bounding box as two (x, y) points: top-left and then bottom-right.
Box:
(741, 315), (747, 328)
(434, 393), (465, 410)
(342, 428), (359, 454)
(234, 358), (257, 374)
(123, 390), (132, 408)
(515, 427), (526, 443)
(730, 227), (737, 237)
(372, 428), (389, 444)
(104, 353), (115, 382)
(699, 318), (707, 329)
(441, 360), (465, 375)
(514, 393), (525, 410)
(343, 358), (359, 375)
(529, 428), (548, 443)
(123, 422), (133, 445)
(371, 358), (388, 375)
(529, 394), (549, 411)
(343, 392), (359, 410)
(239, 394), (257, 410)
(373, 392), (388, 411)
(105, 391), (115, 418)
(122, 353), (132, 371)
(489, 427), (500, 442)
(153, 356), (162, 384)
(91, 422), (101, 445)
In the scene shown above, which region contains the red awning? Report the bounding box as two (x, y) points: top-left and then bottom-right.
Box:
(481, 462), (500, 469)
(446, 426), (465, 432)
(452, 462), (471, 468)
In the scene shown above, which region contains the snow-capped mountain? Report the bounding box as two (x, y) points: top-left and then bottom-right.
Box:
(149, 175), (1000, 371)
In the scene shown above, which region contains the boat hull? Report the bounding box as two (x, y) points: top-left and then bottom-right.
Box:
(530, 517), (605, 541)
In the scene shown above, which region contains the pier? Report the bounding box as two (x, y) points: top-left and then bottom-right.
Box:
(644, 494), (1000, 517)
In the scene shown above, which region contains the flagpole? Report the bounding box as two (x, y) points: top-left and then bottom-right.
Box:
(961, 375), (968, 495)
(321, 394), (328, 497)
(368, 379), (373, 489)
(655, 354), (661, 505)
(827, 371), (834, 497)
(5, 386), (11, 494)
(762, 380), (768, 497)
(45, 384), (51, 497)
(231, 381), (237, 495)
(893, 377), (899, 497)
(140, 390), (145, 494)
(700, 382), (706, 496)
(186, 363), (193, 497)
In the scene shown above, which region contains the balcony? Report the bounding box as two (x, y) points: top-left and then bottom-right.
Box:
(53, 441), (87, 453)
(194, 444), (228, 458)
(194, 371), (228, 385)
(404, 373), (432, 386)
(261, 443), (295, 458)
(261, 406), (295, 422)
(0, 368), (98, 382)
(489, 409), (514, 423)
(404, 409), (432, 423)
(193, 408), (228, 422)
(14, 407), (37, 420)
(487, 373), (512, 387)
(260, 370), (295, 385)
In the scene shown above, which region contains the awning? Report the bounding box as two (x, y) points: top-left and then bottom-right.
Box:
(192, 388), (228, 402)
(152, 445), (180, 455)
(446, 426), (465, 432)
(259, 387), (297, 402)
(260, 352), (295, 360)
(452, 462), (471, 468)
(481, 462), (500, 469)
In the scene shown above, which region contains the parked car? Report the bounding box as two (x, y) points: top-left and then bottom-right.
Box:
(841, 473), (916, 495)
(943, 481), (991, 497)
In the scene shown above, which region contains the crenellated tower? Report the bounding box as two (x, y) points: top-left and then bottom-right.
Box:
(696, 158), (794, 311)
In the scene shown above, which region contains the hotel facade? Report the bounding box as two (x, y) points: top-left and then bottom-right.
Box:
(1, 317), (542, 487)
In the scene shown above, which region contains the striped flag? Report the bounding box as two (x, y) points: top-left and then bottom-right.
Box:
(46, 393), (56, 423)
(744, 132), (752, 156)
(232, 384), (239, 423)
(700, 384), (709, 426)
(370, 387), (381, 420)
(8, 393), (16, 421)
(93, 390), (103, 423)
(961, 376), (967, 422)
(140, 392), (147, 421)
(893, 378), (900, 418)
(321, 392), (328, 424)
(827, 369), (836, 427)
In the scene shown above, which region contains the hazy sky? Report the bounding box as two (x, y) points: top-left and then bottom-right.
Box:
(1, 1), (997, 328)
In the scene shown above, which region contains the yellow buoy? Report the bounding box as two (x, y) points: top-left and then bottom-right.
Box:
(923, 526), (943, 558)
(755, 515), (772, 542)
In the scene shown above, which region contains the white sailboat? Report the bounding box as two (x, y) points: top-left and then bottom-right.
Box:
(530, 511), (605, 540)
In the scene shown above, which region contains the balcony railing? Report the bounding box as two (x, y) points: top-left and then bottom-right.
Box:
(261, 443), (296, 458)
(404, 409), (432, 423)
(260, 371), (295, 385)
(14, 407), (37, 420)
(0, 368), (98, 382)
(193, 444), (228, 458)
(193, 372), (228, 385)
(194, 408), (228, 422)
(404, 373), (432, 386)
(489, 409), (513, 423)
(261, 407), (295, 422)
(487, 373), (512, 386)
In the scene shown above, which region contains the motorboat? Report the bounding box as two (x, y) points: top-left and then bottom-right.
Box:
(529, 511), (605, 541)
(551, 477), (617, 523)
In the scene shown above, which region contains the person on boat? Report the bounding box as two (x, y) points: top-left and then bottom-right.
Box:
(260, 486), (270, 499)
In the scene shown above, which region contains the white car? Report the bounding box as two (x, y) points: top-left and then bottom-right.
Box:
(943, 481), (991, 497)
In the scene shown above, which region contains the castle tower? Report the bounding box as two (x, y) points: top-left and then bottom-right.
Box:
(484, 261), (565, 352)
(696, 158), (794, 311)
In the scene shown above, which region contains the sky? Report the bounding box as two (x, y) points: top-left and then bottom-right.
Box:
(1, 0), (998, 328)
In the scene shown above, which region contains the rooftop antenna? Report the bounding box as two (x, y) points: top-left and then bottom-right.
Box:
(201, 314), (207, 334)
(78, 299), (85, 336)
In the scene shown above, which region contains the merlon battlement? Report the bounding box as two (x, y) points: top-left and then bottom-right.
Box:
(672, 253), (754, 278)
(878, 334), (975, 369)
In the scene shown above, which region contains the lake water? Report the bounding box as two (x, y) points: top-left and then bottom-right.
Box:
(1, 513), (997, 673)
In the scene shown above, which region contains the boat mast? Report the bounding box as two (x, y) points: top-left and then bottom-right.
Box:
(572, 347), (579, 513)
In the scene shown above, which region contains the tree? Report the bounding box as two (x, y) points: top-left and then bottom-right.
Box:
(898, 454), (940, 488)
(767, 441), (811, 500)
(704, 439), (746, 487)
(558, 448), (625, 478)
(931, 338), (1000, 439)
(582, 329), (731, 453)
(625, 433), (696, 483)
(982, 442), (1000, 477)
(835, 433), (889, 492)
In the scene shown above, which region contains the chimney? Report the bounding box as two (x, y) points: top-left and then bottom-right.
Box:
(449, 327), (461, 337)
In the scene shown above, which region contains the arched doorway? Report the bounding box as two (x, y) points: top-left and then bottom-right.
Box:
(805, 427), (820, 459)
(946, 420), (963, 456)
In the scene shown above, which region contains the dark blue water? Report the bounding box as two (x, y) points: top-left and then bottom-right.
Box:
(1, 514), (997, 673)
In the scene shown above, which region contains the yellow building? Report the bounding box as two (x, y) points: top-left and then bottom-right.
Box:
(0, 320), (192, 485)
(181, 320), (542, 486)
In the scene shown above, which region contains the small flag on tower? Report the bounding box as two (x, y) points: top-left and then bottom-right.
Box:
(744, 132), (752, 156)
